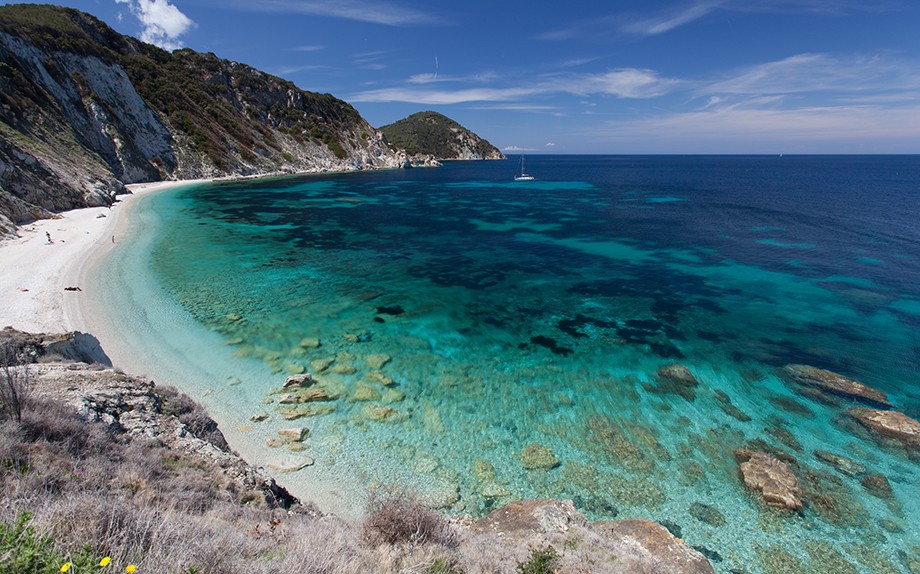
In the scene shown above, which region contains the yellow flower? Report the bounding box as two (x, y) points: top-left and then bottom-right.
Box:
(100, 556), (112, 567)
(60, 564), (72, 573)
(125, 565), (137, 573)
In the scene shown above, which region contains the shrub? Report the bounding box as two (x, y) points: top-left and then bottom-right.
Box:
(361, 487), (457, 548)
(0, 341), (31, 422)
(517, 546), (560, 574)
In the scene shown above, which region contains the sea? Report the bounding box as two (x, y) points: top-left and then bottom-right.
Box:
(97, 155), (920, 573)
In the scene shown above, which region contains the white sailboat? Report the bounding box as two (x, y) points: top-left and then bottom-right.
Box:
(514, 154), (535, 181)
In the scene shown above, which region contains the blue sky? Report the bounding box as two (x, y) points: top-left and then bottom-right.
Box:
(7, 0), (920, 153)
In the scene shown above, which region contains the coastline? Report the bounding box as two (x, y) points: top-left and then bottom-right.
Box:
(0, 180), (198, 334)
(13, 177), (363, 518)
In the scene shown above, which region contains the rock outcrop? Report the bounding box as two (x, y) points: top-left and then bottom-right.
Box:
(780, 364), (893, 408)
(0, 4), (403, 231)
(848, 407), (920, 451)
(472, 499), (714, 573)
(736, 449), (803, 511)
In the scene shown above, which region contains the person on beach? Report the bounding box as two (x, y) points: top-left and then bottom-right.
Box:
(46, 231), (52, 244)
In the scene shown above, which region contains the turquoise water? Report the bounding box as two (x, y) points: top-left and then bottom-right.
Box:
(120, 157), (918, 572)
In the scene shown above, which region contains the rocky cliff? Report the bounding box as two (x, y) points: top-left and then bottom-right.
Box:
(0, 4), (403, 233)
(380, 111), (505, 162)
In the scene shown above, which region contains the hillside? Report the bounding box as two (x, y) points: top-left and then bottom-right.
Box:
(380, 111), (505, 161)
(0, 4), (403, 233)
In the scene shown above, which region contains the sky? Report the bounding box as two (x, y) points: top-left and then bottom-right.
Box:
(4, 0), (920, 153)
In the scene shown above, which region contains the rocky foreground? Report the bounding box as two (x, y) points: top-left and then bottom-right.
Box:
(1, 328), (713, 573)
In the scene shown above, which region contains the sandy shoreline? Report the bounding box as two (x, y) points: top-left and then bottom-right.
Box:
(1, 177), (360, 517)
(0, 180), (199, 334)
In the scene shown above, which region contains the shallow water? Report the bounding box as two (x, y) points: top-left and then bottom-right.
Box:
(113, 156), (919, 573)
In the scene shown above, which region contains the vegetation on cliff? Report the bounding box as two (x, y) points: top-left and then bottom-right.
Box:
(0, 4), (400, 232)
(380, 111), (505, 160)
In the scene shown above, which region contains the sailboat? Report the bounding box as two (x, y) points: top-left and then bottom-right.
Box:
(514, 154), (535, 181)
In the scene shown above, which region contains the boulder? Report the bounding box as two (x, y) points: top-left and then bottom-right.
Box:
(848, 408), (920, 451)
(736, 450), (803, 511)
(781, 365), (893, 408)
(472, 499), (714, 573)
(473, 499), (586, 542)
(592, 519), (716, 574)
(520, 443), (561, 470)
(277, 427), (308, 442)
(282, 373), (313, 389)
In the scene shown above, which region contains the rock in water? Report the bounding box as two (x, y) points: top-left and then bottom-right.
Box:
(814, 450), (867, 477)
(848, 408), (920, 451)
(520, 443), (561, 469)
(736, 450), (803, 511)
(657, 364), (699, 387)
(282, 373), (314, 389)
(267, 455), (314, 472)
(365, 353), (391, 370)
(781, 365), (893, 408)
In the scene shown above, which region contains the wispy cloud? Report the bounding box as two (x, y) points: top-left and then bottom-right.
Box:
(587, 103), (920, 152)
(293, 45), (324, 52)
(115, 0), (195, 50)
(701, 53), (920, 96)
(221, 0), (441, 26)
(541, 0), (902, 40)
(408, 71), (498, 84)
(622, 0), (726, 35)
(350, 68), (679, 103)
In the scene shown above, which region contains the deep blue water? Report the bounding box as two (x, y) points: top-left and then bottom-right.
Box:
(133, 156), (919, 573)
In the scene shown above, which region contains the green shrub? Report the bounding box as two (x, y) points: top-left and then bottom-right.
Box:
(516, 545), (560, 574)
(0, 512), (95, 574)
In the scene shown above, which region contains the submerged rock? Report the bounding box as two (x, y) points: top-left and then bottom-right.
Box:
(520, 443), (561, 470)
(688, 502), (726, 526)
(365, 353), (391, 370)
(657, 364), (699, 387)
(781, 365), (893, 409)
(266, 455), (314, 472)
(361, 404), (406, 422)
(737, 449), (803, 511)
(848, 407), (920, 451)
(648, 364), (700, 401)
(814, 450), (866, 477)
(299, 337), (321, 348)
(860, 473), (894, 499)
(277, 427), (308, 442)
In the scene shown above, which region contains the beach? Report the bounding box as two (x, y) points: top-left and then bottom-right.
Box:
(0, 181), (195, 335)
(0, 178), (368, 518)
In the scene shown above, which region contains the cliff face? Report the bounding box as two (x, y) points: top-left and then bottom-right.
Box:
(380, 111), (505, 161)
(0, 5), (402, 233)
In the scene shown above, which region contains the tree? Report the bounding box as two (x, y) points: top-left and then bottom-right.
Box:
(0, 340), (31, 421)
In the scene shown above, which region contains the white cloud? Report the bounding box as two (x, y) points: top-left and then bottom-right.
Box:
(351, 68), (679, 103)
(293, 45), (324, 52)
(116, 0), (195, 50)
(546, 142), (556, 147)
(585, 103), (920, 153)
(222, 0), (439, 26)
(622, 0), (725, 35)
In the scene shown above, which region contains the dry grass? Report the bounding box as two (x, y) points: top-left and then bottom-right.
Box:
(0, 387), (623, 574)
